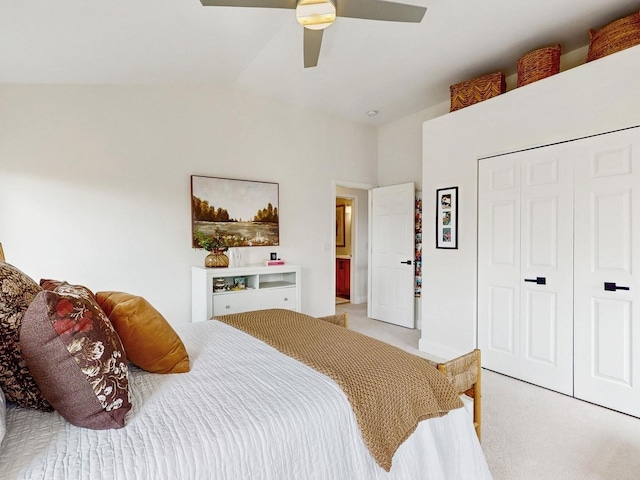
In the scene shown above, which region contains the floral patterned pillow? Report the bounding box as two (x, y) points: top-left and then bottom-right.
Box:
(40, 278), (96, 299)
(20, 282), (131, 429)
(0, 387), (6, 446)
(0, 262), (52, 410)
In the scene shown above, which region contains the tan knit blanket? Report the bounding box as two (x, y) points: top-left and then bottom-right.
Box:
(214, 309), (463, 471)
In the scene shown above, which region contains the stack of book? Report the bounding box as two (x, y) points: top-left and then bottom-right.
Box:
(264, 260), (285, 266)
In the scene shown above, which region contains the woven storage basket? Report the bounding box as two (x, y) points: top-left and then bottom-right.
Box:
(517, 44), (561, 87)
(450, 72), (506, 112)
(587, 10), (640, 62)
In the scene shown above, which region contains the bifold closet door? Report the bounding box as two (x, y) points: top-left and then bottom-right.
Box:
(478, 146), (574, 395)
(574, 127), (640, 417)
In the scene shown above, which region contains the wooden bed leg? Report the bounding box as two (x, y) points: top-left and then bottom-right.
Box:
(436, 349), (482, 442)
(474, 349), (482, 442)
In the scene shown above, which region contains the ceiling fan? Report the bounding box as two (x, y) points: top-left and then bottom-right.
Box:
(200, 0), (426, 68)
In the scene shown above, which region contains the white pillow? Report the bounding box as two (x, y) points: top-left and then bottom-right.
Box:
(0, 388), (6, 447)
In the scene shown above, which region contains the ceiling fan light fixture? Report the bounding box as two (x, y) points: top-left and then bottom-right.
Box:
(296, 0), (336, 30)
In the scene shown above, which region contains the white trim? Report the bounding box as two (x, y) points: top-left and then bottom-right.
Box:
(332, 180), (375, 191)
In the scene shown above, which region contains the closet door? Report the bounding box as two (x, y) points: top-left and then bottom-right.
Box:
(479, 145), (574, 394)
(479, 155), (522, 379)
(574, 127), (640, 417)
(519, 146), (574, 394)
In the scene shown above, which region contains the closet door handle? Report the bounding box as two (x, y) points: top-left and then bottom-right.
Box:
(524, 277), (546, 285)
(604, 282), (630, 292)
(400, 260), (412, 265)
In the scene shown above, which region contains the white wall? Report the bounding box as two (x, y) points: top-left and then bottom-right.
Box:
(376, 46), (591, 191)
(377, 103), (449, 190)
(420, 45), (640, 359)
(0, 85), (377, 324)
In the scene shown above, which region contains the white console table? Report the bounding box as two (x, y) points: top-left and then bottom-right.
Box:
(191, 264), (301, 322)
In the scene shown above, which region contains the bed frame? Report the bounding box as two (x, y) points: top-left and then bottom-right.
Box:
(319, 312), (482, 441)
(430, 350), (482, 440)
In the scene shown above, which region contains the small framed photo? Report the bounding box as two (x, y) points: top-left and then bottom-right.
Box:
(436, 187), (458, 249)
(233, 277), (246, 289)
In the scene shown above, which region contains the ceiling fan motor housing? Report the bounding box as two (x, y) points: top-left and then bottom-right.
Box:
(296, 0), (336, 30)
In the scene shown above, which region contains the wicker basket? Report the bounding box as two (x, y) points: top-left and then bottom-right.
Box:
(450, 72), (506, 112)
(587, 10), (640, 62)
(517, 44), (561, 87)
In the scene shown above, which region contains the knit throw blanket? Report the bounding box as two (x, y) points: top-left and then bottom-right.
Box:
(214, 309), (463, 471)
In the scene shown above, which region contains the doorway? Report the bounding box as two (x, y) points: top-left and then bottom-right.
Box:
(332, 181), (420, 327)
(333, 182), (371, 307)
(336, 196), (353, 304)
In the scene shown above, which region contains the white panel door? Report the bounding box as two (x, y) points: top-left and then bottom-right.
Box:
(478, 155), (522, 378)
(369, 183), (415, 328)
(479, 146), (574, 394)
(519, 146), (574, 395)
(574, 128), (640, 417)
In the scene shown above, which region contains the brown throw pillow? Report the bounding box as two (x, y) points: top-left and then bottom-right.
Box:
(0, 262), (51, 410)
(20, 283), (131, 429)
(96, 291), (190, 374)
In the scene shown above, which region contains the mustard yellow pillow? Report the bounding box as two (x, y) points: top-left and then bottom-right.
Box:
(96, 292), (190, 374)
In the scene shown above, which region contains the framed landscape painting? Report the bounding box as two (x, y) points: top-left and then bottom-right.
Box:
(191, 176), (279, 248)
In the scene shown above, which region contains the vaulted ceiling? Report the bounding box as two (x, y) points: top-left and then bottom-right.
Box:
(1, 0), (637, 125)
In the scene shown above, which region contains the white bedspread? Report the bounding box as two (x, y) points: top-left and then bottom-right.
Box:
(0, 320), (492, 480)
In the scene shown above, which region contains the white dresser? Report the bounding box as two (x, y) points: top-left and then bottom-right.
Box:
(191, 264), (301, 322)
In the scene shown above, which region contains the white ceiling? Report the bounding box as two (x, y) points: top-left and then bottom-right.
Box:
(1, 0), (638, 126)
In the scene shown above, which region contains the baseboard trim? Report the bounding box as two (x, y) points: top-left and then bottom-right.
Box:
(418, 339), (467, 362)
(350, 295), (367, 305)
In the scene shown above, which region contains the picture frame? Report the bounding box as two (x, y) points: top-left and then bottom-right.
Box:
(436, 187), (458, 249)
(191, 176), (279, 248)
(336, 204), (346, 247)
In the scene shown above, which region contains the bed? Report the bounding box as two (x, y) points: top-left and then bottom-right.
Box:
(0, 256), (492, 480)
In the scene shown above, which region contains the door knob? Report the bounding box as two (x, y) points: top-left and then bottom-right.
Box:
(524, 277), (546, 285)
(604, 282), (630, 292)
(400, 260), (412, 265)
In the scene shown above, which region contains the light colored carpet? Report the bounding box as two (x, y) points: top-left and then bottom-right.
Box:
(338, 302), (640, 480)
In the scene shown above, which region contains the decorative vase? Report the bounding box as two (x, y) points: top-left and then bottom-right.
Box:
(228, 247), (243, 268)
(205, 250), (229, 268)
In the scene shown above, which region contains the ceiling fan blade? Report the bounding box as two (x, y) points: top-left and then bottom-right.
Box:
(303, 28), (323, 68)
(336, 0), (426, 23)
(200, 0), (296, 9)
